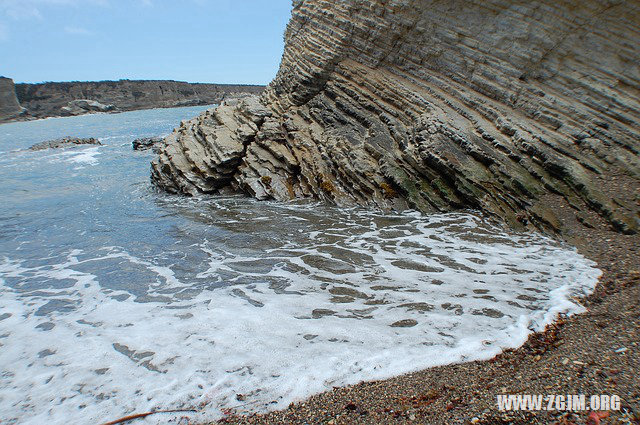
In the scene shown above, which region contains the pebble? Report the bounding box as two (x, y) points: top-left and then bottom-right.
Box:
(562, 358), (570, 365)
(614, 347), (628, 353)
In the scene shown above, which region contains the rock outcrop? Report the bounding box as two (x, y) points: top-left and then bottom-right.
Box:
(29, 137), (101, 151)
(60, 99), (116, 116)
(152, 0), (640, 235)
(132, 137), (164, 153)
(0, 77), (26, 123)
(13, 80), (264, 120)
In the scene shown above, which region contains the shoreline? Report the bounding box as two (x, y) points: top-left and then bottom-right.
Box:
(0, 102), (220, 126)
(213, 192), (639, 424)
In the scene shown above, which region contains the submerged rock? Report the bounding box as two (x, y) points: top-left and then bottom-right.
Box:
(132, 137), (164, 153)
(152, 0), (639, 235)
(29, 137), (101, 151)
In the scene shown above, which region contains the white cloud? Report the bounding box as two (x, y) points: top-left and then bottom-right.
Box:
(1, 2), (42, 20)
(64, 25), (91, 35)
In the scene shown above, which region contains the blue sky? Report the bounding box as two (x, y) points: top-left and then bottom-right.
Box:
(0, 0), (292, 84)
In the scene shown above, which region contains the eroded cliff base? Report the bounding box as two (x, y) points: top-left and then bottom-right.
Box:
(151, 0), (639, 236)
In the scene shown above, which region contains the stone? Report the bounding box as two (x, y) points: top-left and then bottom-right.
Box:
(29, 137), (102, 151)
(390, 319), (418, 328)
(132, 137), (164, 153)
(60, 99), (116, 116)
(0, 77), (26, 123)
(151, 0), (639, 236)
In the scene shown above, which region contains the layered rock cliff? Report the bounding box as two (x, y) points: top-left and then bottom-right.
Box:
(0, 77), (26, 123)
(14, 80), (264, 120)
(152, 0), (640, 235)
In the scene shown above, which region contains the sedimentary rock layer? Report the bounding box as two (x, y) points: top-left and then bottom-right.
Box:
(13, 80), (264, 120)
(152, 0), (640, 234)
(0, 77), (26, 123)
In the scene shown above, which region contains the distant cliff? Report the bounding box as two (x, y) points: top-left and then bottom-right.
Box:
(152, 0), (639, 235)
(9, 80), (264, 120)
(0, 77), (26, 122)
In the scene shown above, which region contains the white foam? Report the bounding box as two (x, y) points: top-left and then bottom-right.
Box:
(54, 146), (102, 167)
(0, 212), (600, 425)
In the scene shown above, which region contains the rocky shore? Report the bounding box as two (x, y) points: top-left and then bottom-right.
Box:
(151, 0), (639, 238)
(0, 79), (264, 122)
(145, 0), (640, 423)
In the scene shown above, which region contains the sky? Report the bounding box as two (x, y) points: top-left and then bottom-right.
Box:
(0, 0), (293, 85)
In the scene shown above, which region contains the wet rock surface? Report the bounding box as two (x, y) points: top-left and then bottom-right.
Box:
(132, 137), (164, 153)
(29, 137), (102, 151)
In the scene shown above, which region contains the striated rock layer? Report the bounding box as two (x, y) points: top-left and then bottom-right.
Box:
(0, 77), (26, 123)
(152, 0), (640, 235)
(14, 80), (264, 120)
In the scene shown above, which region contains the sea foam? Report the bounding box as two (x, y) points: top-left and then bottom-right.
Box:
(0, 209), (600, 425)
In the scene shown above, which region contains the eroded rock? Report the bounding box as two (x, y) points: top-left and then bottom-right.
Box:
(151, 0), (640, 235)
(60, 99), (116, 116)
(0, 77), (26, 123)
(29, 137), (101, 151)
(132, 137), (164, 153)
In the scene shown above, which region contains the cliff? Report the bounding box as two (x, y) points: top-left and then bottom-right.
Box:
(0, 77), (26, 123)
(13, 80), (264, 120)
(151, 0), (640, 235)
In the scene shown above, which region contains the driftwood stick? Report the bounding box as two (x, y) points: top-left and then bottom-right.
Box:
(100, 408), (198, 425)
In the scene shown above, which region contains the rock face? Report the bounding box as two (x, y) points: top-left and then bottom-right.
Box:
(152, 0), (640, 235)
(14, 80), (264, 120)
(29, 137), (101, 151)
(0, 77), (26, 123)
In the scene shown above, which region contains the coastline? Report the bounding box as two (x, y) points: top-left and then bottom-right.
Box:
(0, 78), (264, 125)
(0, 102), (221, 125)
(0, 103), (218, 126)
(214, 191), (639, 424)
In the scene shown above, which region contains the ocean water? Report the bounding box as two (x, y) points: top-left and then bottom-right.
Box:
(0, 107), (601, 424)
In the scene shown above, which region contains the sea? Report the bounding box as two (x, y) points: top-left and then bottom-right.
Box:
(0, 106), (601, 424)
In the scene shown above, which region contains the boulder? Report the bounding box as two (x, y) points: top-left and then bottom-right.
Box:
(60, 99), (116, 116)
(132, 137), (164, 153)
